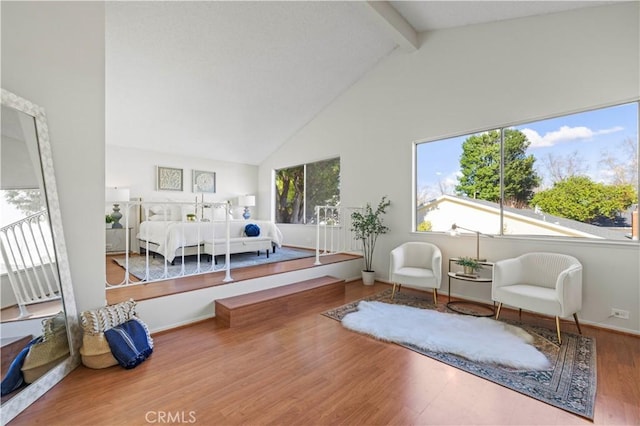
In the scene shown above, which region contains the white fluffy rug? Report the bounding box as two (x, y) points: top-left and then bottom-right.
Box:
(342, 301), (550, 370)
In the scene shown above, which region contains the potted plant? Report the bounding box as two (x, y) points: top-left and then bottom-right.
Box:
(105, 214), (114, 228)
(350, 196), (391, 285)
(456, 257), (482, 276)
(186, 213), (197, 222)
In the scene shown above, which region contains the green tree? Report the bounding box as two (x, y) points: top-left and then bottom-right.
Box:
(531, 176), (636, 223)
(456, 129), (540, 207)
(275, 158), (340, 224)
(304, 158), (340, 223)
(275, 165), (304, 223)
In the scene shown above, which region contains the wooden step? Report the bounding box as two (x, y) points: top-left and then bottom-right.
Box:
(215, 276), (345, 327)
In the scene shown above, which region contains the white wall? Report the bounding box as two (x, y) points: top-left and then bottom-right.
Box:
(2, 2), (106, 313)
(259, 3), (640, 333)
(106, 145), (258, 218)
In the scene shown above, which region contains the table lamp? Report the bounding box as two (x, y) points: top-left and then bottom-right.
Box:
(237, 195), (255, 220)
(106, 187), (130, 228)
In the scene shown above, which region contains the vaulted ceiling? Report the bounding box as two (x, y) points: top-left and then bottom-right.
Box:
(106, 1), (618, 165)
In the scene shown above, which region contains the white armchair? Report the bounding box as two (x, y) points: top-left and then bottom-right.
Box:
(389, 242), (442, 303)
(492, 252), (583, 344)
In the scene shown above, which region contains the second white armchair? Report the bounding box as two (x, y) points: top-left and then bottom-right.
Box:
(389, 242), (442, 303)
(492, 252), (583, 344)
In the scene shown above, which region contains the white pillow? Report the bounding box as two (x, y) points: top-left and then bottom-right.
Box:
(149, 204), (171, 215)
(148, 215), (168, 221)
(146, 203), (182, 220)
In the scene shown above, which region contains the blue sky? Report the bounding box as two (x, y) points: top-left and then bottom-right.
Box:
(416, 102), (639, 201)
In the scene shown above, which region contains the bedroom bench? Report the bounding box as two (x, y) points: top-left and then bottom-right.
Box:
(214, 275), (345, 327)
(203, 237), (274, 263)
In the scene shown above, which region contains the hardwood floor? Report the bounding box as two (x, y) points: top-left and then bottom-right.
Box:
(9, 282), (639, 426)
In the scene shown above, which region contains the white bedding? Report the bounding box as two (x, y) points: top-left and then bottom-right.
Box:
(137, 220), (283, 262)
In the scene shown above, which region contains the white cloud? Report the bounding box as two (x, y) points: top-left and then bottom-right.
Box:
(523, 125), (624, 148)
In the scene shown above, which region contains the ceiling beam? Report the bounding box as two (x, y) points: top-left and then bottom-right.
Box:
(365, 1), (419, 52)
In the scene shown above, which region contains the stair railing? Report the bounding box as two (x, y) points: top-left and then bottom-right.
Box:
(0, 210), (61, 317)
(314, 205), (362, 265)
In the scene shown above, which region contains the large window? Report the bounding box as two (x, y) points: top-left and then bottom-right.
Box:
(275, 157), (340, 224)
(416, 102), (639, 241)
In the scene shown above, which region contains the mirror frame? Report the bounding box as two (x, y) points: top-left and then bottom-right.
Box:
(1, 89), (80, 425)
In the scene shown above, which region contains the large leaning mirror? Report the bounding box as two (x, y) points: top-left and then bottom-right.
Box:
(0, 89), (80, 425)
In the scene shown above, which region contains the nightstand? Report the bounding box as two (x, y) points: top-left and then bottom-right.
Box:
(106, 227), (132, 254)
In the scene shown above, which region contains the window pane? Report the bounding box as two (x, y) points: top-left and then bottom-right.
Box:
(275, 165), (304, 224)
(416, 130), (502, 235)
(275, 157), (340, 224)
(416, 102), (639, 242)
(305, 158), (340, 224)
(512, 102), (638, 240)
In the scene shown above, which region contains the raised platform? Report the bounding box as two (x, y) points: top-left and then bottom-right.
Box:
(215, 275), (345, 327)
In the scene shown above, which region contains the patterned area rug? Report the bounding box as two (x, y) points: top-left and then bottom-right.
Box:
(323, 289), (597, 419)
(113, 247), (315, 281)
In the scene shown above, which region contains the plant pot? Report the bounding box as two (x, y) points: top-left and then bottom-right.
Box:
(361, 270), (375, 285)
(463, 266), (474, 275)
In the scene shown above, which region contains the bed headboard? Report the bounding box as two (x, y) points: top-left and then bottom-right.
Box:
(139, 200), (231, 222)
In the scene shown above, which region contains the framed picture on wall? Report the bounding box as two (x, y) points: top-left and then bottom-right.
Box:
(192, 170), (216, 193)
(156, 166), (183, 191)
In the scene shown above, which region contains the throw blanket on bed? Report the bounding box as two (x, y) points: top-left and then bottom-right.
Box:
(104, 319), (153, 369)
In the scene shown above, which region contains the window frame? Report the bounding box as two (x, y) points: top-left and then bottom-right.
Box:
(414, 99), (640, 244)
(274, 157), (341, 225)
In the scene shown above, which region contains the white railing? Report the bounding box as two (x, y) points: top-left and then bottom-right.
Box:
(313, 205), (362, 264)
(106, 200), (233, 288)
(0, 210), (61, 317)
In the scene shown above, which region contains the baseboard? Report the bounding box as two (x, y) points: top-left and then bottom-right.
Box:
(147, 313), (214, 335)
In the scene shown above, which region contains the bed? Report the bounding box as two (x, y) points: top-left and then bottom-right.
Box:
(136, 219), (283, 263)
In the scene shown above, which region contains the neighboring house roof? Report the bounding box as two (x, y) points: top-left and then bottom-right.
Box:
(418, 195), (632, 240)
